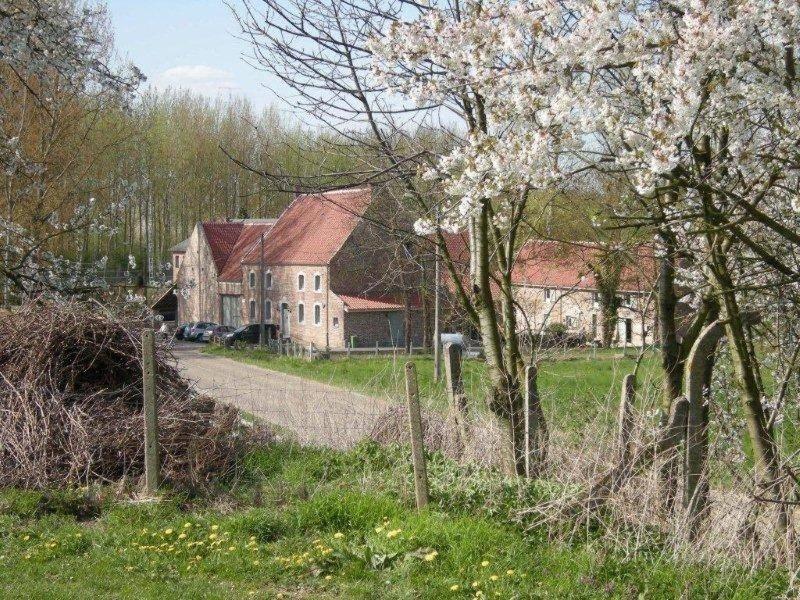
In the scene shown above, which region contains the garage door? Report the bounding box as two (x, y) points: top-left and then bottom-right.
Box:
(221, 295), (242, 328)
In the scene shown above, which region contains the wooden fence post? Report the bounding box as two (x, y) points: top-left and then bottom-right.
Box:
(524, 364), (547, 478)
(443, 342), (468, 451)
(375, 341), (379, 356)
(405, 362), (429, 510)
(617, 373), (636, 465)
(142, 329), (159, 494)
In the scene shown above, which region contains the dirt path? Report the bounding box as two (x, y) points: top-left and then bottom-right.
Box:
(173, 343), (387, 448)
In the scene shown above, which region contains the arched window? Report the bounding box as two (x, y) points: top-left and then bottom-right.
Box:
(297, 273), (305, 290)
(249, 299), (256, 319)
(264, 271), (272, 289)
(314, 304), (321, 325)
(314, 273), (321, 292)
(264, 300), (272, 322)
(297, 302), (305, 323)
(248, 271), (256, 288)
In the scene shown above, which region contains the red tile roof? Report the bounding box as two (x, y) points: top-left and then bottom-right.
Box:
(339, 294), (405, 312)
(202, 222), (244, 274)
(512, 240), (656, 292)
(242, 187), (372, 266)
(218, 221), (276, 282)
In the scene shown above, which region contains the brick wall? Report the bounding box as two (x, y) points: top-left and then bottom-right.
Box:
(343, 309), (424, 348)
(241, 264), (345, 349)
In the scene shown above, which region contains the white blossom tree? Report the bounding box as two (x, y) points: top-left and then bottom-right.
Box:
(371, 0), (800, 524)
(1, 0), (142, 299)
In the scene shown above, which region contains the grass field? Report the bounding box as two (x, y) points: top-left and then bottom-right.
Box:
(203, 345), (662, 433)
(0, 441), (785, 599)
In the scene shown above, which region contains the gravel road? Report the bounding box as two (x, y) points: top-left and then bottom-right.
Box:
(173, 343), (387, 448)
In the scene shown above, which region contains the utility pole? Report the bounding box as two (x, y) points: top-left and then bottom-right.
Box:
(259, 232), (265, 348)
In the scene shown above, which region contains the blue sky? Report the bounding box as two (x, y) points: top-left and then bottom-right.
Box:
(106, 0), (286, 111)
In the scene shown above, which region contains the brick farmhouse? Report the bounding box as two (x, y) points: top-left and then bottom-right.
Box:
(166, 186), (657, 350)
(171, 187), (422, 350)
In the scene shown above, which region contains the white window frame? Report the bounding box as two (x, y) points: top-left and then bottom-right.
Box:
(297, 272), (305, 291)
(248, 270), (256, 288)
(264, 270), (273, 290)
(313, 302), (322, 326)
(544, 288), (552, 301)
(313, 272), (321, 292)
(297, 302), (305, 324)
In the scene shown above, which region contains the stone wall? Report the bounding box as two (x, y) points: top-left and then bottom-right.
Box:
(513, 285), (656, 347)
(175, 225), (221, 324)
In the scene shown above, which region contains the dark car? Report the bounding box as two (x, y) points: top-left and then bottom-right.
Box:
(204, 325), (235, 343)
(175, 322), (194, 341)
(224, 323), (278, 348)
(186, 321), (217, 341)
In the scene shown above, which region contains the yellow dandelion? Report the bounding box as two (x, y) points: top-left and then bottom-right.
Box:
(164, 528), (173, 535)
(472, 581), (480, 588)
(481, 560), (490, 567)
(228, 546), (236, 552)
(178, 533), (187, 540)
(333, 532), (344, 539)
(211, 525), (219, 531)
(375, 527), (384, 533)
(253, 560), (260, 566)
(386, 529), (402, 539)
(208, 533), (218, 540)
(450, 585), (460, 592)
(475, 592), (484, 598)
(183, 522), (192, 528)
(249, 536), (256, 541)
(125, 566), (134, 572)
(325, 575), (333, 581)
(23, 535), (30, 541)
(506, 569), (514, 576)
(490, 575), (499, 581)
(424, 551), (438, 562)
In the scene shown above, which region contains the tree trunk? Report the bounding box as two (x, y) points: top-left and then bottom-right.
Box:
(474, 199), (526, 476)
(709, 253), (788, 554)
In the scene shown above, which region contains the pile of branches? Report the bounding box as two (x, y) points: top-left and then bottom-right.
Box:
(0, 299), (249, 490)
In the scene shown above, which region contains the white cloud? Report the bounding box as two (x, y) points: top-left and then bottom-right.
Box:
(151, 65), (241, 96)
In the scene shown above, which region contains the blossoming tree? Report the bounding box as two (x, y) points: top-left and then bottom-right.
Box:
(1, 0), (142, 299)
(371, 0), (800, 531)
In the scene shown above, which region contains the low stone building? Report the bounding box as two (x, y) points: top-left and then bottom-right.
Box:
(511, 241), (657, 346)
(239, 187), (423, 350)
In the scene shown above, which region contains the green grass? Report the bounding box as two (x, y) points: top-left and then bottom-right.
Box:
(203, 345), (662, 433)
(0, 441), (786, 599)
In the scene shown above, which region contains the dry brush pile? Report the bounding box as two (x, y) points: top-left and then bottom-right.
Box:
(0, 300), (249, 490)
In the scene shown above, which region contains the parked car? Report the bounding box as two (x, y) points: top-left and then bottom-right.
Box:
(175, 322), (194, 341)
(186, 321), (217, 341)
(224, 323), (278, 348)
(440, 332), (483, 358)
(203, 325), (235, 343)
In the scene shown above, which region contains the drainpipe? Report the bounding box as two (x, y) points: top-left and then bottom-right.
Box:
(325, 265), (330, 353)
